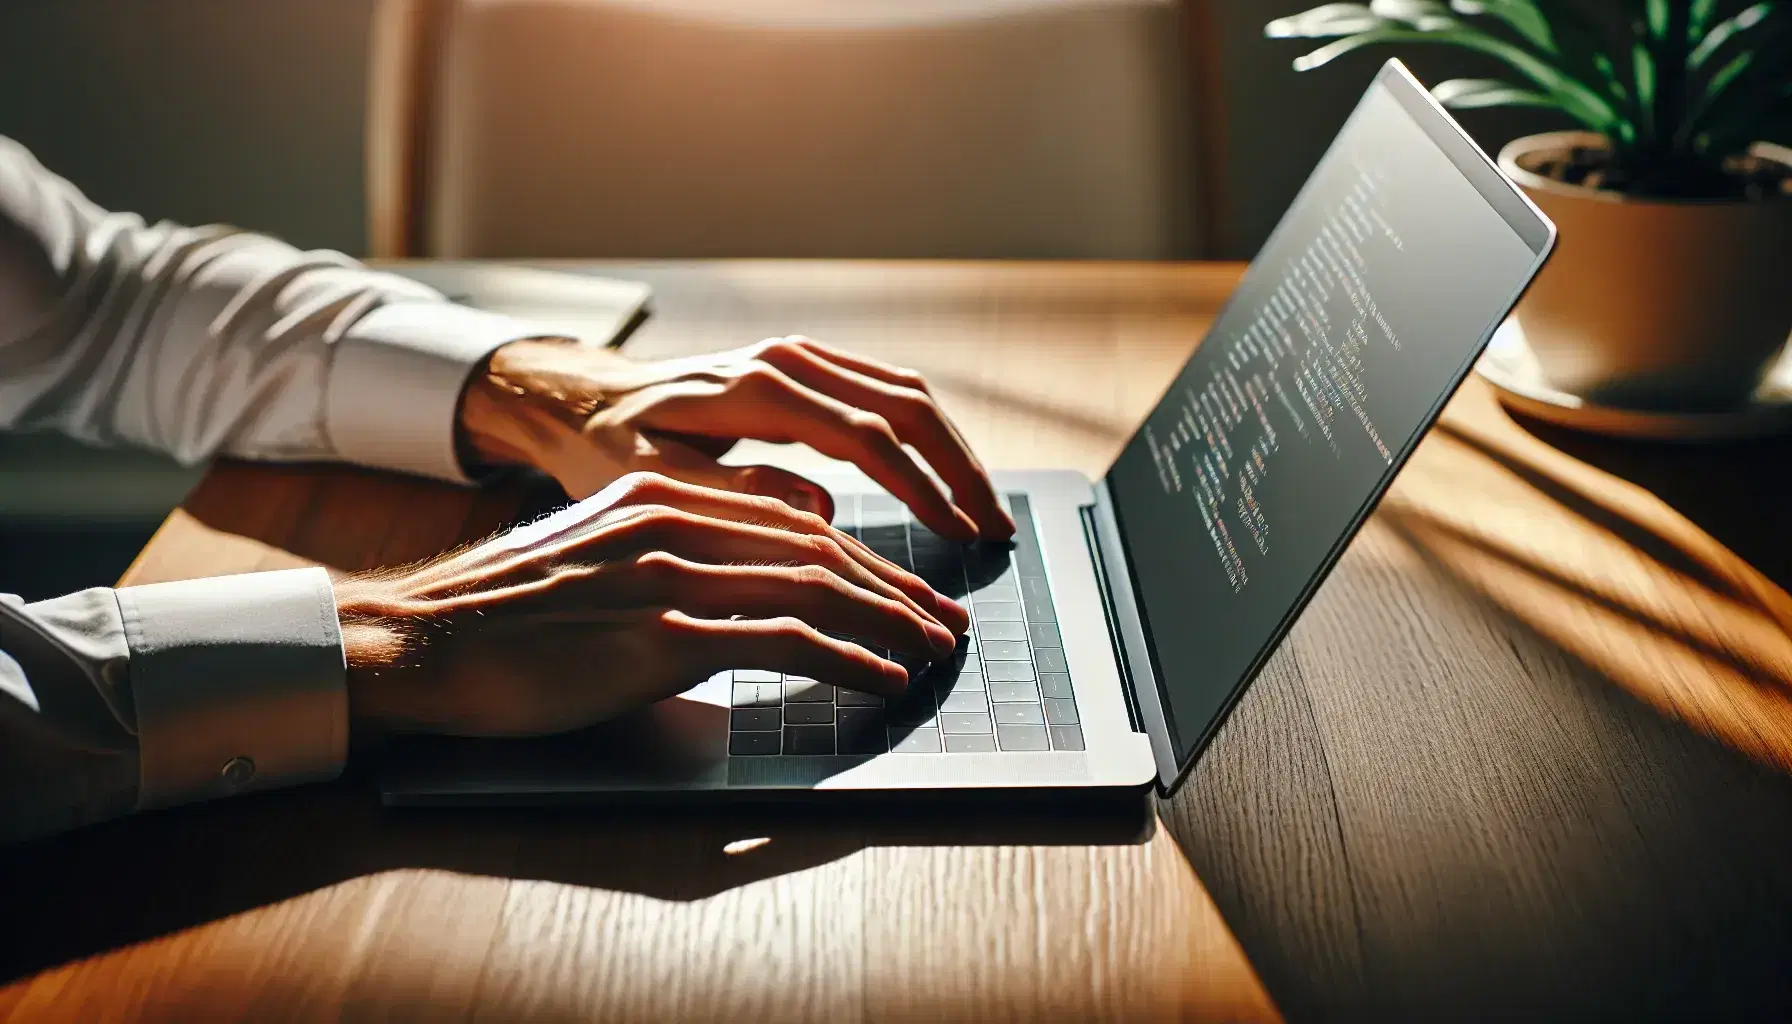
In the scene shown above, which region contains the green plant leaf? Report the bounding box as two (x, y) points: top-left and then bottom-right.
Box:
(1431, 77), (1560, 107)
(1704, 51), (1756, 102)
(1684, 27), (1792, 144)
(1266, 4), (1390, 38)
(1689, 0), (1721, 40)
(1689, 1), (1776, 69)
(1449, 0), (1557, 53)
(1547, 3), (1641, 120)
(1290, 26), (1626, 134)
(1676, 51), (1759, 144)
(1369, 0), (1461, 29)
(1645, 0), (1670, 40)
(1697, 80), (1792, 155)
(1633, 42), (1657, 111)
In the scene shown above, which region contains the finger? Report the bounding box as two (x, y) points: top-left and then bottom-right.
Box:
(605, 470), (972, 635)
(628, 372), (980, 542)
(611, 507), (960, 647)
(755, 339), (1014, 539)
(775, 336), (936, 394)
(635, 553), (948, 659)
(450, 472), (962, 635)
(665, 610), (910, 697)
(413, 522), (953, 658)
(645, 435), (835, 522)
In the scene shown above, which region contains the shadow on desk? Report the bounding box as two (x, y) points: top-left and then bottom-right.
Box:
(0, 773), (1151, 985)
(1150, 405), (1792, 1021)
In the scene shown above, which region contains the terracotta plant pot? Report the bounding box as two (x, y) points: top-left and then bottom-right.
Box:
(1499, 131), (1792, 411)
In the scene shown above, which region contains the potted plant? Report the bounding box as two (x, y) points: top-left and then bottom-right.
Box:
(1267, 0), (1792, 410)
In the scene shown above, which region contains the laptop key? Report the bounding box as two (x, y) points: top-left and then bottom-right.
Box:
(732, 682), (782, 709)
(985, 661), (1036, 682)
(837, 708), (888, 754)
(784, 725), (835, 756)
(890, 727), (942, 753)
(1039, 673), (1075, 700)
(733, 668), (782, 683)
(785, 680), (835, 703)
(996, 724), (1050, 751)
(729, 731), (781, 756)
(939, 689), (988, 713)
(1034, 648), (1069, 674)
(1049, 725), (1086, 751)
(915, 563), (962, 589)
(989, 680), (1040, 703)
(970, 583), (1017, 604)
(861, 523), (906, 544)
(1028, 622), (1063, 649)
(887, 686), (938, 725)
(908, 535), (958, 556)
(940, 712), (993, 734)
(783, 702), (833, 725)
(835, 688), (884, 707)
(861, 495), (904, 521)
(980, 640), (1030, 661)
(731, 708), (781, 731)
(934, 677), (983, 701)
(974, 601), (1023, 622)
(977, 621), (1028, 643)
(944, 734), (998, 753)
(1045, 698), (1079, 725)
(1019, 578), (1056, 622)
(993, 703), (1045, 726)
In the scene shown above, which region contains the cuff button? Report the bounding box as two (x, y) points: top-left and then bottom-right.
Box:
(221, 756), (257, 788)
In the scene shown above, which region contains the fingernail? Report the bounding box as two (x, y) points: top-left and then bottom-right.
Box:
(951, 507), (979, 541)
(925, 622), (956, 654)
(882, 658), (910, 691)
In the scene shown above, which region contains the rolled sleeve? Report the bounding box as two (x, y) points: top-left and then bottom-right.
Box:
(325, 300), (554, 484)
(116, 567), (347, 810)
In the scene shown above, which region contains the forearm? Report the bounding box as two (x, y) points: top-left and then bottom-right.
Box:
(0, 570), (346, 846)
(0, 135), (544, 483)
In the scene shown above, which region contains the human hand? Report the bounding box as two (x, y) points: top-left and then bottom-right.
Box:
(336, 472), (969, 738)
(457, 335), (1015, 542)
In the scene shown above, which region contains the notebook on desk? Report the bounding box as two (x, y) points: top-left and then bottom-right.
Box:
(391, 263), (653, 349)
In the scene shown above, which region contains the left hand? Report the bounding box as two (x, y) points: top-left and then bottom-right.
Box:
(458, 335), (1015, 542)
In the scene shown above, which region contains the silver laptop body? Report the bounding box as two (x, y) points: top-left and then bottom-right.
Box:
(381, 61), (1555, 805)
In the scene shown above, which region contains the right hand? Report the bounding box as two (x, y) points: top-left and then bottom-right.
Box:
(336, 472), (968, 739)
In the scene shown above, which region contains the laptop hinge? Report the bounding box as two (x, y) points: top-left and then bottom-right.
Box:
(1079, 503), (1146, 735)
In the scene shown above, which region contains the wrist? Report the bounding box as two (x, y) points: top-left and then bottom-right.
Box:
(457, 337), (597, 473)
(335, 576), (419, 741)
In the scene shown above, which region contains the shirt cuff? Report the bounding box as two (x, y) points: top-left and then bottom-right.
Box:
(116, 567), (346, 811)
(325, 300), (555, 484)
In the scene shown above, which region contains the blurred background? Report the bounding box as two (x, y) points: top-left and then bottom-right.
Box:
(0, 0), (1565, 600)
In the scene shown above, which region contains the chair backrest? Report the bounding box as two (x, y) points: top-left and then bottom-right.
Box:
(368, 0), (1209, 260)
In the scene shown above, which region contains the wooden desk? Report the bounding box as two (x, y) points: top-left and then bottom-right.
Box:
(7, 261), (1792, 1021)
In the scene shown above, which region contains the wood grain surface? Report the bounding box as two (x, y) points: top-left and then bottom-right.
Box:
(6, 261), (1792, 1022)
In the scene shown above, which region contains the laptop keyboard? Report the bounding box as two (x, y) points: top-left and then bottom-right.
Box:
(726, 493), (1084, 756)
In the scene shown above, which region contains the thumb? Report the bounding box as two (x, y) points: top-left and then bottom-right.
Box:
(645, 437), (836, 522)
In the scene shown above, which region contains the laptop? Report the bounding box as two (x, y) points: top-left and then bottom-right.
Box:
(380, 60), (1556, 806)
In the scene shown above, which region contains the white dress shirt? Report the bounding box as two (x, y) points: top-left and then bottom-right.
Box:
(0, 135), (552, 844)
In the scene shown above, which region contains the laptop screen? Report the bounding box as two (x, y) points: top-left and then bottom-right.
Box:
(1103, 66), (1550, 775)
